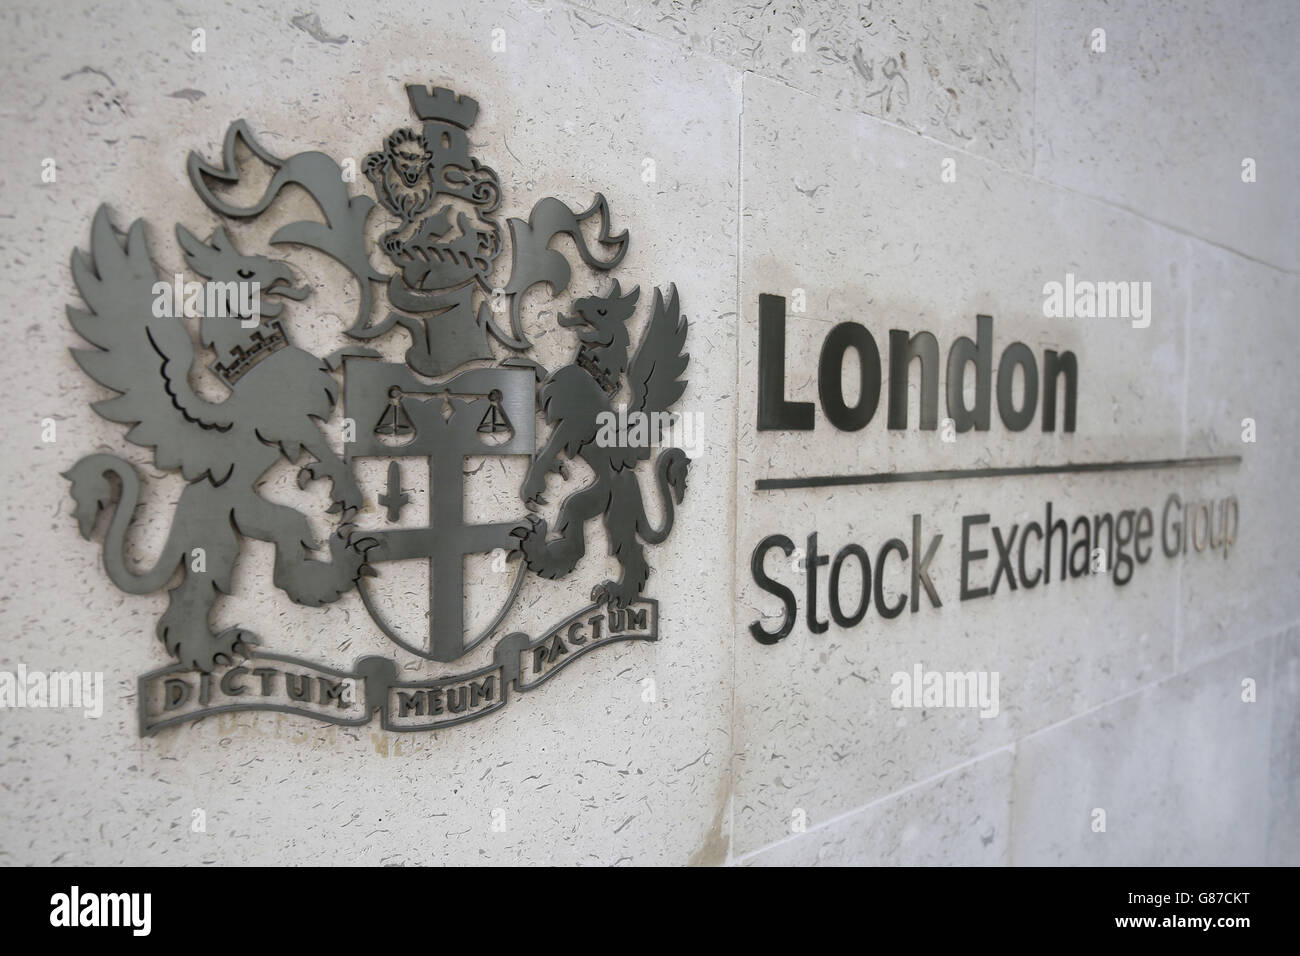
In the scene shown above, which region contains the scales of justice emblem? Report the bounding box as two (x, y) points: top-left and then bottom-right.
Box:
(62, 85), (692, 735)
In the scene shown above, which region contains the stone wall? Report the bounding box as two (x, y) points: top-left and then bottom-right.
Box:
(0, 0), (1295, 865)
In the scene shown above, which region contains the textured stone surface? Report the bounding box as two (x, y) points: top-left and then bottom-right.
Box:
(1269, 627), (1300, 866)
(1178, 245), (1300, 669)
(1010, 640), (1273, 865)
(0, 0), (738, 866)
(1033, 0), (1300, 271)
(742, 749), (1011, 866)
(0, 0), (1295, 867)
(573, 0), (1037, 169)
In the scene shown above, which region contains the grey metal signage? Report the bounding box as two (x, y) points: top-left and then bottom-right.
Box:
(63, 85), (691, 734)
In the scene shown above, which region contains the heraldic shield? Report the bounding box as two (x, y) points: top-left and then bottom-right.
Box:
(63, 83), (692, 735)
(345, 361), (535, 662)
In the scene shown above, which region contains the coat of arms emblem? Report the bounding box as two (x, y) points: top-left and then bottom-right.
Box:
(64, 86), (691, 734)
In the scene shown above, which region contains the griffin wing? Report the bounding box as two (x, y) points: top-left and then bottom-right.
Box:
(69, 206), (243, 484)
(626, 284), (689, 417)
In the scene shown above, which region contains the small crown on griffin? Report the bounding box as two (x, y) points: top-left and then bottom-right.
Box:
(405, 85), (479, 128)
(212, 319), (288, 387)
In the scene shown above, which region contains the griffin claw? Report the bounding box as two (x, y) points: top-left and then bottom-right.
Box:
(509, 515), (544, 538)
(591, 581), (637, 609)
(164, 626), (258, 674)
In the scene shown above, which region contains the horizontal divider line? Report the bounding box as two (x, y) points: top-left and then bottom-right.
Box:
(755, 455), (1243, 491)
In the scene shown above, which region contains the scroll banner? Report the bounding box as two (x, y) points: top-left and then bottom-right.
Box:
(138, 600), (658, 735)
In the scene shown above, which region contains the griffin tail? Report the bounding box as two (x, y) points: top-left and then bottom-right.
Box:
(63, 454), (184, 595)
(637, 448), (690, 545)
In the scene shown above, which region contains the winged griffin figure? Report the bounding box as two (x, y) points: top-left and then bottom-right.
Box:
(511, 282), (690, 608)
(63, 209), (377, 672)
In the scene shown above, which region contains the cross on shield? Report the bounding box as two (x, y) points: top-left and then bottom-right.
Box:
(345, 360), (535, 662)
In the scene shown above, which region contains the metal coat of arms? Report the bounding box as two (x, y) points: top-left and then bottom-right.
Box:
(63, 86), (691, 735)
